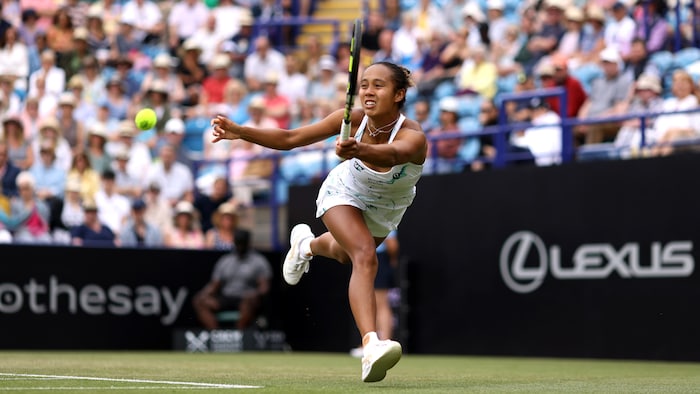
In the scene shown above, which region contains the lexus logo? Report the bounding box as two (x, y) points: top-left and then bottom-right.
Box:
(499, 231), (548, 294)
(499, 231), (694, 294)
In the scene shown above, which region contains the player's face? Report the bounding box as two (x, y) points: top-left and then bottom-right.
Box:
(359, 65), (402, 115)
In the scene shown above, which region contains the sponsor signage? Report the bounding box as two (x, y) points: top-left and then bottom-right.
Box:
(499, 231), (695, 293)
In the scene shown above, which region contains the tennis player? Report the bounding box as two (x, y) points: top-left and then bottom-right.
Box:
(211, 61), (427, 382)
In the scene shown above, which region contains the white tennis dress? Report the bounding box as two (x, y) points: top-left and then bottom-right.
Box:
(315, 114), (423, 237)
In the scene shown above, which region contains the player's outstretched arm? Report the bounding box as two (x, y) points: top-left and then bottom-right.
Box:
(211, 110), (348, 151)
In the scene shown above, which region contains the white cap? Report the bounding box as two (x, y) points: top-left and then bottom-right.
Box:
(487, 0), (505, 10)
(461, 2), (485, 23)
(153, 53), (173, 68)
(600, 47), (622, 65)
(438, 96), (459, 113)
(164, 118), (185, 134)
(319, 55), (336, 71)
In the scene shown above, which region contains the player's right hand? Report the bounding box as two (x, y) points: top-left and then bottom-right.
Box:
(211, 115), (241, 143)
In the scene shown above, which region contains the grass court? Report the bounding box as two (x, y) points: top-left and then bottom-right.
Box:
(1, 351), (699, 393)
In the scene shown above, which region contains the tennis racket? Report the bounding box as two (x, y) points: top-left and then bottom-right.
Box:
(340, 18), (363, 141)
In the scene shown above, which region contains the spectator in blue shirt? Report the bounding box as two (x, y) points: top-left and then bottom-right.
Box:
(70, 199), (116, 247)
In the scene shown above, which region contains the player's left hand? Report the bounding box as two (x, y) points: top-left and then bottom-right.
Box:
(336, 136), (359, 160)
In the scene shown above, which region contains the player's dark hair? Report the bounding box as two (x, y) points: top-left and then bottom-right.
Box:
(372, 61), (415, 109)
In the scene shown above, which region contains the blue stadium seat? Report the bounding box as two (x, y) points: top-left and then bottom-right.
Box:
(649, 51), (675, 76)
(571, 64), (603, 94)
(433, 81), (457, 100)
(456, 97), (482, 118)
(672, 47), (700, 69)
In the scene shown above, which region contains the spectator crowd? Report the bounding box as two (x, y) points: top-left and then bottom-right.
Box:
(0, 0), (699, 245)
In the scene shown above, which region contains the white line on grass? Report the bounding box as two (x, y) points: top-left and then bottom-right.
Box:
(0, 387), (241, 390)
(0, 373), (262, 389)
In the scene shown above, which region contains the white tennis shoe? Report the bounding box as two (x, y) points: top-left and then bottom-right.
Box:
(283, 224), (314, 285)
(361, 339), (402, 382)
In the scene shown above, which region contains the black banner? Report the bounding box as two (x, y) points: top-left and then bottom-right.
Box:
(399, 154), (700, 360)
(0, 245), (284, 350)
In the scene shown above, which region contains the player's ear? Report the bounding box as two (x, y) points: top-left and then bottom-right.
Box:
(394, 88), (405, 104)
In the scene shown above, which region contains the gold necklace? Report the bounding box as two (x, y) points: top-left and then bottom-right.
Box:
(367, 116), (400, 137)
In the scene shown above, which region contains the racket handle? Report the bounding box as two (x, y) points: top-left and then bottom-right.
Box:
(340, 120), (351, 141)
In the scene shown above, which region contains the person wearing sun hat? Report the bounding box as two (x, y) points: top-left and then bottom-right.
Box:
(613, 73), (664, 156)
(164, 200), (205, 249)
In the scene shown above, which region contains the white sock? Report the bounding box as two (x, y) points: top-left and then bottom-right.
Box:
(299, 237), (313, 259)
(363, 331), (379, 347)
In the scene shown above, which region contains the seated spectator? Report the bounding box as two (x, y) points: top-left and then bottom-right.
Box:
(0, 26), (29, 93)
(604, 1), (635, 60)
(651, 70), (700, 156)
(85, 123), (112, 175)
(56, 92), (86, 154)
(164, 200), (204, 249)
(31, 117), (72, 172)
(623, 38), (660, 83)
(60, 178), (85, 230)
(112, 18), (141, 59)
(576, 47), (633, 144)
(224, 12), (254, 81)
(46, 8), (75, 69)
(260, 72), (292, 129)
(455, 45), (498, 100)
(153, 118), (191, 168)
(67, 73), (98, 125)
(194, 175), (234, 233)
(66, 152), (100, 201)
(412, 31), (454, 98)
(94, 169), (131, 234)
(176, 39), (206, 94)
(205, 202), (238, 250)
(524, 0), (566, 70)
(119, 198), (163, 247)
(9, 171), (52, 244)
(424, 96), (469, 174)
(412, 98), (435, 133)
(145, 144), (194, 206)
(110, 121), (152, 186)
(74, 56), (107, 108)
(0, 141), (20, 197)
(277, 54), (309, 119)
(372, 28), (402, 65)
(188, 14), (227, 67)
(307, 55), (339, 104)
(140, 53), (186, 105)
(88, 0), (121, 39)
(70, 199), (116, 247)
(140, 79), (174, 137)
(229, 97), (276, 206)
(28, 49), (65, 100)
(120, 0), (164, 45)
(19, 97), (41, 141)
(632, 0), (668, 55)
(471, 98), (534, 171)
(110, 55), (142, 99)
(202, 54), (232, 106)
(539, 54), (587, 118)
(143, 181), (173, 236)
(167, 0), (208, 53)
(103, 76), (131, 121)
(511, 98), (562, 166)
(614, 73), (664, 157)
(111, 146), (141, 198)
(243, 35), (285, 93)
(85, 13), (111, 57)
(31, 138), (67, 232)
(193, 229), (272, 330)
(2, 116), (34, 171)
(572, 4), (606, 68)
(556, 6), (585, 58)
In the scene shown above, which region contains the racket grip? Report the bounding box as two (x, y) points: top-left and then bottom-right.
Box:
(340, 120), (351, 141)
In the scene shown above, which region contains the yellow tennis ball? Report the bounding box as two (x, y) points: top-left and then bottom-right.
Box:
(134, 108), (157, 130)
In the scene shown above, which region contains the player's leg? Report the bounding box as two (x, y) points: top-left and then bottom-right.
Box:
(374, 289), (393, 340)
(319, 205), (379, 337)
